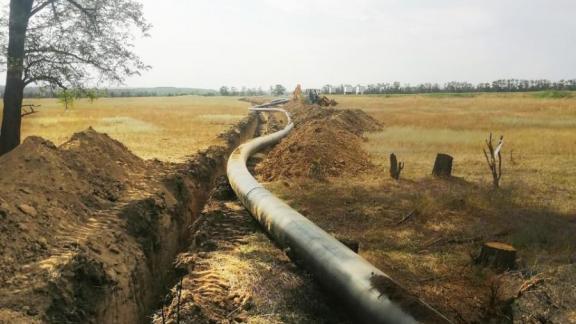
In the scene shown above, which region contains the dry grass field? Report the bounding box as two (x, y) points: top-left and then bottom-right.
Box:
(335, 92), (576, 214)
(8, 96), (250, 161)
(264, 92), (576, 322)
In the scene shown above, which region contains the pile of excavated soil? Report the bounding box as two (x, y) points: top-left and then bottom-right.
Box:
(0, 129), (147, 284)
(0, 129), (159, 323)
(256, 102), (382, 180)
(0, 113), (259, 324)
(287, 102), (382, 135)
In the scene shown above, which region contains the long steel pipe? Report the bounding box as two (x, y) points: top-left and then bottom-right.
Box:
(227, 101), (451, 324)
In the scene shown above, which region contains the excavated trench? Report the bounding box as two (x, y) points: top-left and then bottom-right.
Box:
(0, 112), (259, 324)
(112, 113), (261, 323)
(149, 108), (355, 324)
(1, 100), (436, 324)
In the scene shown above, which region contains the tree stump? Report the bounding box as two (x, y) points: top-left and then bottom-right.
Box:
(432, 153), (453, 177)
(389, 153), (404, 180)
(476, 242), (517, 271)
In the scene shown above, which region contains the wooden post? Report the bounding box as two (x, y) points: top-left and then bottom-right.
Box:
(432, 153), (453, 177)
(475, 242), (516, 271)
(389, 153), (404, 180)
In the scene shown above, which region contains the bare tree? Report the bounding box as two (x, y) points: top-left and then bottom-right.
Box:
(0, 0), (150, 154)
(483, 133), (504, 188)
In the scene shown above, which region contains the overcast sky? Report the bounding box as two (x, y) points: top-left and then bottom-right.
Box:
(5, 0), (576, 89)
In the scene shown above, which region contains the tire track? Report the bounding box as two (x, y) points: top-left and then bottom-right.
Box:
(153, 177), (352, 324)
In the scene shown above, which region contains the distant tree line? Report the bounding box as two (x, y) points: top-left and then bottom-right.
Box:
(219, 86), (266, 96)
(321, 79), (576, 94)
(219, 84), (286, 96)
(0, 87), (217, 99)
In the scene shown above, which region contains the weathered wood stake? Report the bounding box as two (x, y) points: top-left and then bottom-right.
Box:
(389, 153), (404, 180)
(432, 153), (453, 177)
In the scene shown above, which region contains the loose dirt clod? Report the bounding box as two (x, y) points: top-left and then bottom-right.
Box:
(256, 102), (382, 180)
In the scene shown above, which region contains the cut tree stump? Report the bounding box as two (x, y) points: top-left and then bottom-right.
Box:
(389, 153), (404, 180)
(475, 242), (517, 271)
(432, 153), (453, 177)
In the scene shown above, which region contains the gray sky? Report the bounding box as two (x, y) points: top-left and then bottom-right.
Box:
(127, 0), (576, 89)
(6, 0), (576, 89)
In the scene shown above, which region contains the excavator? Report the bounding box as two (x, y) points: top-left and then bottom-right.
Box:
(292, 84), (337, 106)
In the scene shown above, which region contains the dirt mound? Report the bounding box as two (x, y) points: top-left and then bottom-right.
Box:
(286, 101), (382, 134)
(0, 113), (260, 323)
(0, 130), (145, 278)
(256, 103), (381, 180)
(0, 129), (154, 322)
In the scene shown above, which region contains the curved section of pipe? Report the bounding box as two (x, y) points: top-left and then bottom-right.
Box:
(227, 101), (451, 324)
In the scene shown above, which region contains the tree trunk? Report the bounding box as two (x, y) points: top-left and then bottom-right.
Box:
(0, 0), (33, 155)
(475, 242), (516, 271)
(432, 153), (453, 177)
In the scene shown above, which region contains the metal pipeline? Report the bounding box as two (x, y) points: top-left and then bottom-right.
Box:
(227, 101), (451, 324)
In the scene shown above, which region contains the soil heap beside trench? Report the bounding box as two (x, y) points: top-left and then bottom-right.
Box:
(256, 102), (382, 181)
(0, 112), (258, 324)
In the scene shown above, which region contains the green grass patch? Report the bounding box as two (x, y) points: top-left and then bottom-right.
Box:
(424, 92), (477, 98)
(533, 90), (573, 99)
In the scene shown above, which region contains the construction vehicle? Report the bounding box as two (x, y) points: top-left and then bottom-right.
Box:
(305, 89), (337, 106)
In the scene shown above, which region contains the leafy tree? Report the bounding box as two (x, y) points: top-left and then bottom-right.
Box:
(57, 88), (75, 110)
(84, 88), (100, 103)
(0, 0), (150, 154)
(219, 86), (229, 96)
(272, 84), (286, 96)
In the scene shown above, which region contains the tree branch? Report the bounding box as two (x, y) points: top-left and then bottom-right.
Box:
(65, 0), (95, 18)
(30, 0), (58, 17)
(25, 47), (113, 72)
(24, 75), (67, 89)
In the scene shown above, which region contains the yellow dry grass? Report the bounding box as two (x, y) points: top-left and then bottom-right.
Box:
(5, 96), (250, 162)
(333, 93), (576, 213)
